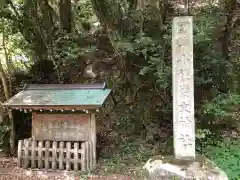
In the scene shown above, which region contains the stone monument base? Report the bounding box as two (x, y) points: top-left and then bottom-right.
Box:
(143, 155), (228, 180)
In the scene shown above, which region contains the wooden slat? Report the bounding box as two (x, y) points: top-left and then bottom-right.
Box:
(38, 141), (43, 168)
(74, 142), (79, 171)
(66, 142), (71, 171)
(45, 141), (50, 169)
(89, 141), (93, 169)
(17, 140), (23, 167)
(59, 142), (64, 170)
(90, 113), (97, 168)
(81, 142), (86, 171)
(24, 157), (80, 163)
(31, 140), (36, 168)
(23, 147), (82, 153)
(52, 141), (57, 169)
(18, 139), (90, 171)
(23, 139), (29, 168)
(85, 142), (89, 170)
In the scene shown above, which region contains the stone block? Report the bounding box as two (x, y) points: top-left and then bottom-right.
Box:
(143, 155), (228, 180)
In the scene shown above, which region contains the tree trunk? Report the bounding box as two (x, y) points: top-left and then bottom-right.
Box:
(1, 23), (15, 154)
(0, 62), (15, 154)
(59, 0), (72, 32)
(2, 22), (13, 97)
(184, 0), (189, 15)
(222, 0), (237, 61)
(221, 0), (238, 92)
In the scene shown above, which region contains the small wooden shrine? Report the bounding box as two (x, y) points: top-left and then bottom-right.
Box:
(3, 83), (111, 171)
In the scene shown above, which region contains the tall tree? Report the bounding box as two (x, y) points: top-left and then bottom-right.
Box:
(0, 61), (14, 154)
(59, 0), (72, 32)
(221, 0), (237, 60)
(0, 20), (15, 154)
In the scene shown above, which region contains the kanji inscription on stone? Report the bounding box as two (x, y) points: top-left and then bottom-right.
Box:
(172, 16), (195, 160)
(179, 84), (191, 97)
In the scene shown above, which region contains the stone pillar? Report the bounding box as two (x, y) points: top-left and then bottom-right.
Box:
(142, 16), (228, 180)
(172, 16), (195, 160)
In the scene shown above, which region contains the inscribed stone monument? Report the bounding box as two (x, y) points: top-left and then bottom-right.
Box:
(142, 16), (228, 180)
(172, 16), (195, 160)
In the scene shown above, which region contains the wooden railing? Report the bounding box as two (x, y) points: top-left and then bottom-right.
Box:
(18, 138), (93, 171)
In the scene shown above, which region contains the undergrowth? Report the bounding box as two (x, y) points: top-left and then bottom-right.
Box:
(78, 136), (240, 180)
(203, 138), (240, 179)
(83, 138), (239, 179)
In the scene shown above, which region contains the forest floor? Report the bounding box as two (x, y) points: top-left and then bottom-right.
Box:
(0, 132), (239, 180)
(0, 158), (135, 180)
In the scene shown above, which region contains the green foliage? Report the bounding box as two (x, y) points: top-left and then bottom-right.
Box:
(196, 128), (221, 153)
(196, 128), (212, 139)
(0, 2), (240, 178)
(75, 0), (95, 22)
(53, 32), (93, 61)
(114, 5), (229, 94)
(0, 119), (10, 153)
(116, 33), (171, 89)
(201, 93), (240, 129)
(0, 18), (31, 72)
(203, 139), (240, 179)
(193, 9), (229, 88)
(202, 94), (240, 116)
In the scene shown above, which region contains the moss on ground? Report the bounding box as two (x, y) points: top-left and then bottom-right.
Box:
(203, 138), (240, 179)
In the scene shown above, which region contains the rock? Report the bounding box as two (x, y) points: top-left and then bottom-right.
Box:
(143, 155), (228, 180)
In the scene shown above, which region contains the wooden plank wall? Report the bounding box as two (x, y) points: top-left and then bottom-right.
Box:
(32, 113), (91, 141)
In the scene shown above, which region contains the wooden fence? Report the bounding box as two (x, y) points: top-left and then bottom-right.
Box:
(18, 138), (93, 171)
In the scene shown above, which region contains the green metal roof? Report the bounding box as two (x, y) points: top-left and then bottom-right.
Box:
(4, 84), (111, 107)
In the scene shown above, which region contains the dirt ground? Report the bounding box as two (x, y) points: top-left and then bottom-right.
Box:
(0, 158), (131, 180)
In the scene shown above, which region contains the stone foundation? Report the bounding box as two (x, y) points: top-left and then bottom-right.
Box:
(143, 155), (228, 180)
